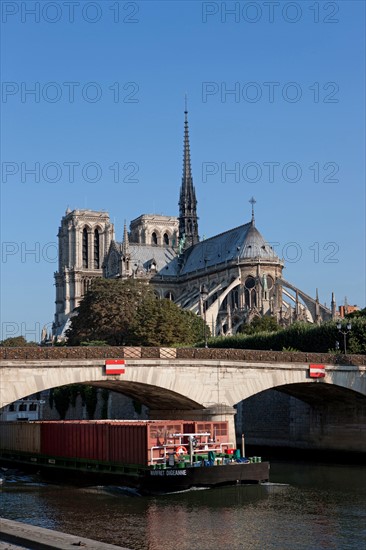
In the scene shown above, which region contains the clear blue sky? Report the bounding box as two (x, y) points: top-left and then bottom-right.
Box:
(1, 0), (365, 341)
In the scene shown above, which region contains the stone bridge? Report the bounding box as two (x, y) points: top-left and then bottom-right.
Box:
(1, 347), (365, 445)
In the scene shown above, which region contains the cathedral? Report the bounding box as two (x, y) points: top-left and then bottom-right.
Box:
(53, 109), (336, 340)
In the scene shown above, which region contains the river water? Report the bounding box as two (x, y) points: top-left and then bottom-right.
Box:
(1, 462), (366, 550)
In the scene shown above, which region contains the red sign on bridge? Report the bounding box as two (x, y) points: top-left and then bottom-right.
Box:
(105, 359), (125, 375)
(309, 364), (325, 378)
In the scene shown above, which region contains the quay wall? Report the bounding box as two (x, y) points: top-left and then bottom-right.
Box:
(0, 517), (130, 550)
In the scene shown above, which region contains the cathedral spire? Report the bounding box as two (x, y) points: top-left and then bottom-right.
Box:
(122, 220), (130, 257)
(178, 102), (199, 250)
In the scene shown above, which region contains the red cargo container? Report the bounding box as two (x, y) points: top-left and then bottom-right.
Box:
(41, 421), (109, 462)
(109, 423), (147, 465)
(36, 419), (230, 466)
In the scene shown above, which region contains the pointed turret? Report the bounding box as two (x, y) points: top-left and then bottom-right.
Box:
(122, 221), (130, 257)
(121, 221), (131, 277)
(178, 104), (199, 250)
(315, 288), (321, 324)
(249, 196), (256, 226)
(331, 292), (337, 319)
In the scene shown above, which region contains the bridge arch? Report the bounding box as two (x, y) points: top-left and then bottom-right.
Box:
(236, 382), (366, 455)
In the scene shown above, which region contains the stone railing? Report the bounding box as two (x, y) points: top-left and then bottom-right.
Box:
(0, 347), (365, 366)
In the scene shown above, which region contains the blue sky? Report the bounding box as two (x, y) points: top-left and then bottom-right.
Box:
(1, 0), (365, 341)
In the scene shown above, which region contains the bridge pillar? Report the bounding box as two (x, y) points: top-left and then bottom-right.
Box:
(149, 404), (237, 447)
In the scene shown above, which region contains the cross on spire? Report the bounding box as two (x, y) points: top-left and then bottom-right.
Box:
(249, 196), (256, 225)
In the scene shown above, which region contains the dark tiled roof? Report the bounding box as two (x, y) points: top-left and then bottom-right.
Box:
(180, 223), (279, 275)
(115, 243), (179, 277)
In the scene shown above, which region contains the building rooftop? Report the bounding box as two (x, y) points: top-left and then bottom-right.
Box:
(180, 222), (280, 275)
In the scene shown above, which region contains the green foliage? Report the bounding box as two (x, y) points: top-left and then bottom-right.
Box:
(67, 279), (153, 345)
(81, 386), (98, 419)
(207, 318), (366, 354)
(101, 389), (109, 419)
(0, 336), (38, 347)
(53, 386), (72, 419)
(48, 389), (54, 410)
(69, 385), (80, 407)
(134, 296), (208, 346)
(346, 307), (366, 319)
(238, 316), (280, 335)
(133, 399), (142, 415)
(67, 278), (208, 347)
(49, 384), (99, 419)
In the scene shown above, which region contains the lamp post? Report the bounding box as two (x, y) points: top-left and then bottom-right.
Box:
(200, 283), (208, 348)
(336, 321), (352, 355)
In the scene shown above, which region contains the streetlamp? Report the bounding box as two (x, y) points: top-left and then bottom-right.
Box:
(336, 321), (352, 355)
(200, 283), (208, 348)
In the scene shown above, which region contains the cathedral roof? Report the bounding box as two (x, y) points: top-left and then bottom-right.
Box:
(119, 243), (179, 277)
(179, 222), (279, 275)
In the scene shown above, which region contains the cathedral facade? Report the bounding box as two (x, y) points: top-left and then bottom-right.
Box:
(53, 110), (336, 340)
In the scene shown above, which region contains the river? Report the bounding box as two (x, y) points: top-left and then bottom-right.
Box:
(1, 462), (365, 550)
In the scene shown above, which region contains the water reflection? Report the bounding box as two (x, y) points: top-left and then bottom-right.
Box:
(1, 463), (365, 550)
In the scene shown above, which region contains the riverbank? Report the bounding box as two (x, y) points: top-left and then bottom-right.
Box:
(0, 518), (130, 550)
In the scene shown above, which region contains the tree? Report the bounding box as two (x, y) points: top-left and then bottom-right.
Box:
(66, 278), (208, 346)
(134, 296), (208, 346)
(346, 307), (366, 319)
(0, 336), (38, 347)
(238, 316), (280, 335)
(67, 278), (152, 345)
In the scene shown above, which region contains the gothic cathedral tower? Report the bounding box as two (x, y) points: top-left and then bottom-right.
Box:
(53, 209), (114, 337)
(178, 108), (199, 249)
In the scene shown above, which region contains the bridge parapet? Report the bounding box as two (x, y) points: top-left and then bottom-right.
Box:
(0, 346), (364, 366)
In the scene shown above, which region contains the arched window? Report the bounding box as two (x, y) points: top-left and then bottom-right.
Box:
(94, 228), (100, 269)
(163, 233), (169, 245)
(82, 228), (88, 269)
(151, 232), (158, 245)
(165, 291), (174, 301)
(244, 276), (257, 308)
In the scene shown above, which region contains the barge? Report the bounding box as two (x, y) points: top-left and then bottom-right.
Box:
(0, 420), (269, 494)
